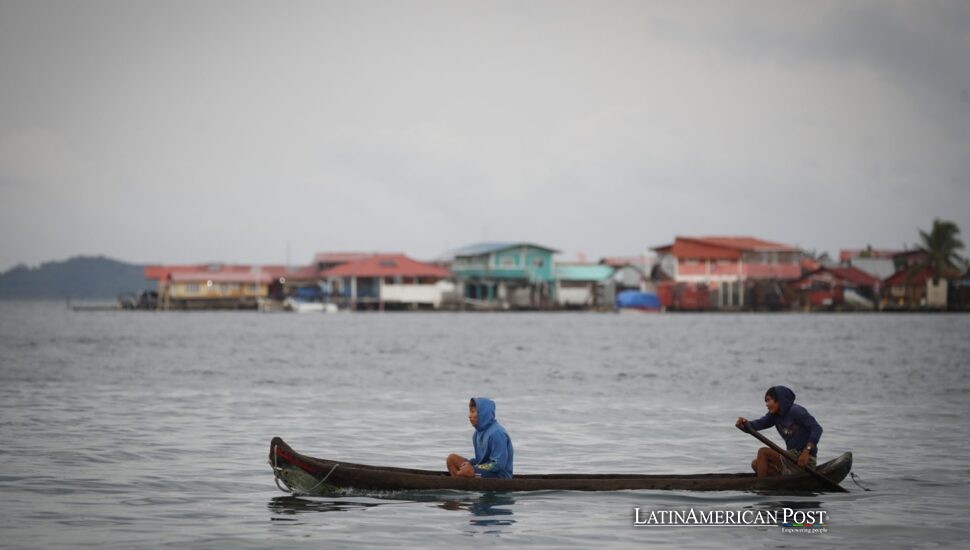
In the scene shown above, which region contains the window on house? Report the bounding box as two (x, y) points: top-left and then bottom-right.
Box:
(501, 257), (515, 267)
(533, 258), (544, 268)
(186, 284), (199, 294)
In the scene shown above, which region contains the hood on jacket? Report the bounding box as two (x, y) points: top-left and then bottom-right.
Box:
(472, 397), (496, 431)
(770, 385), (797, 416)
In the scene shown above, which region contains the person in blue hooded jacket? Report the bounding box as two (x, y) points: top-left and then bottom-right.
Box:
(446, 397), (513, 479)
(735, 386), (823, 478)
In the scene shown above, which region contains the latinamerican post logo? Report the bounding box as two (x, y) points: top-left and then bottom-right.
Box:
(634, 507), (828, 533)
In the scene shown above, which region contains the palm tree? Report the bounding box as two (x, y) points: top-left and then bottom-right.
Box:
(914, 219), (965, 284)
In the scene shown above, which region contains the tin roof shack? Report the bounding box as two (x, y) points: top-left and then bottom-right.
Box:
(320, 254), (452, 311)
(790, 267), (880, 311)
(554, 264), (615, 309)
(144, 264), (275, 310)
(652, 236), (802, 310)
(449, 243), (559, 310)
(882, 265), (963, 310)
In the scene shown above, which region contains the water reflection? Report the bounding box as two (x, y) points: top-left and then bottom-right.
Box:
(267, 493), (517, 528)
(437, 493), (516, 527)
(267, 495), (385, 518)
(268, 492), (517, 527)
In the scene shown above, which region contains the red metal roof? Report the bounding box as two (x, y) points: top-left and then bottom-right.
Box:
(883, 265), (960, 286)
(170, 271), (274, 284)
(145, 264), (254, 280)
(652, 236), (799, 260)
(320, 254), (452, 278)
(260, 265), (321, 280)
(313, 252), (392, 265)
(145, 264), (320, 282)
(800, 258), (821, 271)
(827, 267), (881, 286)
(794, 266), (880, 288)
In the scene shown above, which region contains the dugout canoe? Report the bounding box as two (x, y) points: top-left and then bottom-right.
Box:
(268, 437), (853, 494)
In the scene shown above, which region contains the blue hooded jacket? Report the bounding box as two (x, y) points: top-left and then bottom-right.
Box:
(468, 397), (514, 478)
(747, 386), (823, 456)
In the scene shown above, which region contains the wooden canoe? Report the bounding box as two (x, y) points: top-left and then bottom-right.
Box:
(269, 437), (853, 494)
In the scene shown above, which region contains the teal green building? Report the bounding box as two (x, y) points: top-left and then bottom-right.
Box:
(450, 242), (559, 308)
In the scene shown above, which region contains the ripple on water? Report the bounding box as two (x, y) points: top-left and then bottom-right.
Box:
(1, 306), (969, 547)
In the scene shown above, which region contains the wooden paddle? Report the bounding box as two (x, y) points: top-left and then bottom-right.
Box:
(738, 422), (848, 493)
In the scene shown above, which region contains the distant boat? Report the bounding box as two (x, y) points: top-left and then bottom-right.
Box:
(283, 298), (338, 313)
(269, 437), (853, 494)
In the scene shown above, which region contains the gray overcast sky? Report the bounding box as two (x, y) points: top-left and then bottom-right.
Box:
(1, 0), (968, 270)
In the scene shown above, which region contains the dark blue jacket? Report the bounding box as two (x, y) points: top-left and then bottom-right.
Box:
(748, 386), (823, 456)
(468, 397), (514, 478)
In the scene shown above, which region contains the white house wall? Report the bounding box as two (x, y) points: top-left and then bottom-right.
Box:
(558, 286), (592, 306)
(380, 281), (454, 307)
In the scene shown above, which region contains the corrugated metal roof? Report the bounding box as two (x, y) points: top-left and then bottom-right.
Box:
(262, 265), (321, 280)
(794, 266), (880, 288)
(828, 267), (881, 285)
(145, 264), (263, 280)
(696, 237), (798, 251)
(451, 242), (560, 257)
(652, 236), (799, 259)
(599, 256), (649, 268)
(848, 258), (897, 280)
(320, 254), (451, 278)
(170, 271), (274, 284)
(884, 265), (961, 286)
(313, 252), (388, 264)
(555, 264), (615, 281)
(145, 264), (320, 281)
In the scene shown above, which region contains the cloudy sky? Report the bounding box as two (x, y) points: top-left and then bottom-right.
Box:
(1, 0), (968, 270)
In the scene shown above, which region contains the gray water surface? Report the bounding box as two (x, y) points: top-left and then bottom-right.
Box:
(1, 302), (968, 547)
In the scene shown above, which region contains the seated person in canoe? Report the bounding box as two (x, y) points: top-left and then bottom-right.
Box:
(735, 385), (822, 477)
(446, 397), (514, 479)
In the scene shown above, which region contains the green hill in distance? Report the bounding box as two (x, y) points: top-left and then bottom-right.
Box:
(0, 256), (149, 299)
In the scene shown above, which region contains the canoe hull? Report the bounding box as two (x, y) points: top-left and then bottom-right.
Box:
(269, 437), (853, 494)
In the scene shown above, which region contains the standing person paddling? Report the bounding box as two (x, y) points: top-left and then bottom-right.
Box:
(736, 386), (823, 478)
(446, 397), (514, 479)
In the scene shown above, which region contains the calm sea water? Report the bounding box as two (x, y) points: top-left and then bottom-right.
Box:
(1, 302), (968, 548)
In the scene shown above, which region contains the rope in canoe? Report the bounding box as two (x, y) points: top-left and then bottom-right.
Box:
(304, 463), (339, 495)
(271, 444), (339, 495)
(271, 444), (296, 494)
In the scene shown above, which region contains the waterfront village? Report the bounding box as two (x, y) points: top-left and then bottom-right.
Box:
(125, 232), (970, 313)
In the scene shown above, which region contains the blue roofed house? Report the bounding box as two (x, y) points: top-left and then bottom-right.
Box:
(449, 242), (559, 309)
